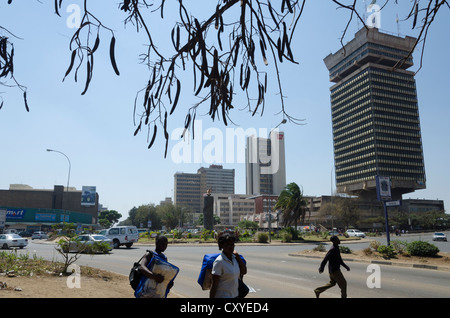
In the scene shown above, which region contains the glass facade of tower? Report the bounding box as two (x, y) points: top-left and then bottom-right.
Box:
(325, 28), (426, 198)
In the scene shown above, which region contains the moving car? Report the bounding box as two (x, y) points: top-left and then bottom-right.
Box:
(31, 231), (48, 240)
(432, 232), (447, 241)
(68, 234), (113, 253)
(345, 229), (366, 238)
(98, 226), (139, 249)
(0, 234), (28, 249)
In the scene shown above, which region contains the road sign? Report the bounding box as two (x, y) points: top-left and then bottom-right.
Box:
(385, 200), (401, 207)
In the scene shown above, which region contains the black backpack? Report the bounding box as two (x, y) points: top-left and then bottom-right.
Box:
(129, 250), (153, 290)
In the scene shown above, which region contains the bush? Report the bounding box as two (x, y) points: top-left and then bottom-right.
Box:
(363, 247), (373, 256)
(313, 243), (326, 252)
(281, 232), (292, 243)
(255, 232), (269, 243)
(282, 227), (299, 240)
(377, 245), (397, 259)
(369, 240), (381, 251)
(339, 246), (352, 254)
(406, 241), (439, 257)
(391, 240), (408, 255)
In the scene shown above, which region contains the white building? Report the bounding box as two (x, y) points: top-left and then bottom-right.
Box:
(211, 194), (255, 228)
(245, 131), (286, 196)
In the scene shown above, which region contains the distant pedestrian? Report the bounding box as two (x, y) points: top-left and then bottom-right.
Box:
(314, 236), (350, 298)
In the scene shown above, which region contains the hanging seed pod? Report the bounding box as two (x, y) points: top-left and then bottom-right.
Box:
(63, 50), (77, 81)
(109, 36), (120, 76)
(170, 79), (181, 115)
(148, 125), (157, 149)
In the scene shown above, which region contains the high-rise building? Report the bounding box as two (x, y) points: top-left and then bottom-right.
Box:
(197, 165), (235, 195)
(174, 165), (235, 214)
(324, 28), (426, 200)
(173, 172), (201, 213)
(245, 131), (286, 195)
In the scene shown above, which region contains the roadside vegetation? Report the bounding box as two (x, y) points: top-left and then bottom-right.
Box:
(364, 239), (440, 259)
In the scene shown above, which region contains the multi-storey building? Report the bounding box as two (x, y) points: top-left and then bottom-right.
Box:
(197, 165), (235, 196)
(245, 131), (286, 196)
(0, 184), (99, 232)
(212, 193), (255, 228)
(324, 28), (426, 200)
(173, 172), (201, 214)
(174, 165), (235, 216)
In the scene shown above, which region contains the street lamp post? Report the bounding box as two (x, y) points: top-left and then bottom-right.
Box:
(46, 149), (71, 219)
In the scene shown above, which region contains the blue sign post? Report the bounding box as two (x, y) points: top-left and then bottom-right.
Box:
(376, 176), (391, 246)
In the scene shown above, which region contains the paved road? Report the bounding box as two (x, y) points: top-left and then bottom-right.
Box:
(23, 234), (450, 298)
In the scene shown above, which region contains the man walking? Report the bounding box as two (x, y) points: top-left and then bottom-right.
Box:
(314, 236), (350, 298)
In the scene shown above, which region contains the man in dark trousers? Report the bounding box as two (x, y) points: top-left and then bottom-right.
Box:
(314, 235), (350, 298)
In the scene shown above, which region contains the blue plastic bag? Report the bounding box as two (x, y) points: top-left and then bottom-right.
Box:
(197, 253), (220, 290)
(134, 254), (179, 298)
(197, 253), (246, 290)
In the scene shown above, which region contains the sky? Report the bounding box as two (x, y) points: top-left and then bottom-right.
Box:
(1, 1), (449, 222)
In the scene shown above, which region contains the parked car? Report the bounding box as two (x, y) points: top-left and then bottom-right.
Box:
(18, 231), (33, 237)
(432, 232), (447, 241)
(98, 226), (139, 249)
(346, 229), (366, 238)
(31, 231), (48, 240)
(67, 234), (113, 253)
(0, 234), (28, 249)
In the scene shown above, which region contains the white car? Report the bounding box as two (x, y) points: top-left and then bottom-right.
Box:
(31, 231), (48, 240)
(68, 234), (113, 253)
(432, 232), (447, 241)
(346, 229), (366, 238)
(0, 234), (28, 249)
(98, 226), (139, 249)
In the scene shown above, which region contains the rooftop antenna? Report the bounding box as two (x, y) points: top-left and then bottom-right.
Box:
(363, 0), (367, 26)
(396, 13), (401, 36)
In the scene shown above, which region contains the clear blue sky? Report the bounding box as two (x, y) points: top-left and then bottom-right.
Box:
(1, 1), (449, 222)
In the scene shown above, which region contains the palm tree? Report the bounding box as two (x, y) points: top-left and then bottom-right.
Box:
(273, 182), (308, 230)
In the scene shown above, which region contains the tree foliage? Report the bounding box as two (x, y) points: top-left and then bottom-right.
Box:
(319, 196), (361, 229)
(273, 182), (308, 227)
(1, 0), (448, 155)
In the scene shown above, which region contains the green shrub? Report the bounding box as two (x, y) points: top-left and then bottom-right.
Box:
(281, 232), (292, 243)
(339, 246), (352, 254)
(369, 240), (381, 251)
(255, 232), (269, 243)
(313, 243), (326, 252)
(391, 240), (408, 255)
(282, 227), (299, 240)
(377, 245), (397, 259)
(406, 241), (439, 257)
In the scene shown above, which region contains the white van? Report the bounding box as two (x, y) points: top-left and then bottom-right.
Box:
(99, 226), (139, 249)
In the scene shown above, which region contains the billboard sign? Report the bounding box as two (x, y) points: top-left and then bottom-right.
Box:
(81, 186), (96, 206)
(0, 209), (6, 230)
(6, 208), (25, 219)
(376, 176), (391, 201)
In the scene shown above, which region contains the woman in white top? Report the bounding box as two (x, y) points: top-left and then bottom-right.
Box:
(210, 232), (247, 298)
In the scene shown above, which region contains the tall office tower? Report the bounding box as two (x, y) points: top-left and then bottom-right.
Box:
(197, 165), (235, 195)
(173, 172), (201, 214)
(174, 165), (235, 215)
(324, 28), (426, 200)
(245, 131), (286, 195)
